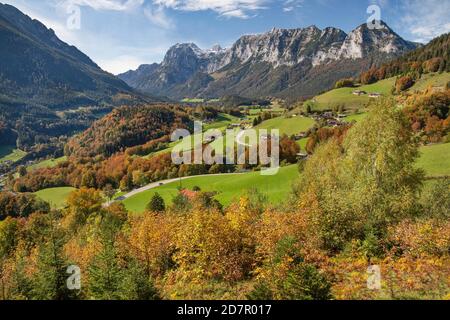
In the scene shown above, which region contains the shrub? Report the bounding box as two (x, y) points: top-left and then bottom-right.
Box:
(335, 78), (355, 89)
(395, 75), (415, 93)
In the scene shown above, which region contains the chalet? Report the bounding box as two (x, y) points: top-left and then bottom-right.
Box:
(353, 90), (366, 96)
(295, 132), (308, 140)
(323, 112), (334, 119)
(297, 152), (308, 159)
(327, 120), (340, 127)
(180, 189), (198, 200)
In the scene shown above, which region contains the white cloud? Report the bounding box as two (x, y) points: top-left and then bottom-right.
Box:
(153, 0), (269, 19)
(399, 0), (450, 43)
(283, 0), (303, 13)
(96, 54), (150, 74)
(61, 0), (144, 11)
(368, 0), (389, 8)
(143, 5), (175, 29)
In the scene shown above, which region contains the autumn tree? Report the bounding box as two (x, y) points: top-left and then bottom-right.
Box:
(279, 135), (300, 164)
(395, 75), (415, 93)
(64, 188), (103, 232)
(300, 99), (423, 253)
(103, 184), (116, 202)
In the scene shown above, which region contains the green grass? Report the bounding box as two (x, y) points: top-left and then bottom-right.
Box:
(344, 113), (368, 123)
(181, 98), (204, 103)
(35, 187), (77, 208)
(143, 113), (242, 158)
(313, 77), (396, 110)
(204, 113), (241, 130)
(29, 156), (67, 171)
(297, 138), (309, 151)
(255, 116), (315, 136)
(410, 72), (450, 92)
(416, 143), (450, 177)
(0, 145), (27, 164)
(122, 165), (299, 213)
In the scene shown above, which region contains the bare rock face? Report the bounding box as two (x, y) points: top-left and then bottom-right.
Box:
(119, 21), (420, 99)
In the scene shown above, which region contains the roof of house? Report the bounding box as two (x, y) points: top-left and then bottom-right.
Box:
(180, 189), (198, 200)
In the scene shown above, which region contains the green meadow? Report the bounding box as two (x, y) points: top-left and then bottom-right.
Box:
(29, 156), (68, 171)
(181, 98), (205, 103)
(416, 143), (450, 177)
(35, 187), (76, 208)
(0, 145), (27, 164)
(122, 165), (299, 213)
(312, 77), (396, 110)
(254, 116), (315, 136)
(409, 72), (450, 92)
(33, 141), (450, 213)
(344, 112), (368, 123)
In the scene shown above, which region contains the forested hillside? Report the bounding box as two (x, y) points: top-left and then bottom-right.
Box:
(0, 4), (152, 154)
(65, 105), (191, 158)
(359, 33), (449, 85)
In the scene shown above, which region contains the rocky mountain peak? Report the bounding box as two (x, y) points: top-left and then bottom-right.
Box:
(340, 20), (418, 59)
(119, 21), (420, 100)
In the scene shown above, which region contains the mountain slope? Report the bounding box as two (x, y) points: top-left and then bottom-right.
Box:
(0, 4), (155, 152)
(0, 3), (138, 108)
(119, 21), (419, 100)
(359, 32), (449, 83)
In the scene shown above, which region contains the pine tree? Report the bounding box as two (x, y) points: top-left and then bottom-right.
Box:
(87, 221), (122, 300)
(8, 253), (33, 300)
(119, 259), (159, 300)
(31, 214), (75, 300)
(146, 193), (165, 212)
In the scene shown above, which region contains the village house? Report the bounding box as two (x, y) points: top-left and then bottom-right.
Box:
(297, 152), (308, 159)
(295, 132), (308, 140)
(368, 92), (381, 98)
(180, 189), (198, 200)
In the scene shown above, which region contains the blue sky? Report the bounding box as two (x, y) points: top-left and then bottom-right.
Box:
(3, 0), (449, 74)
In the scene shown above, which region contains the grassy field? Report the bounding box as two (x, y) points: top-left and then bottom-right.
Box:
(416, 143), (450, 177)
(409, 72), (450, 92)
(32, 142), (449, 212)
(0, 145), (27, 164)
(122, 165), (299, 213)
(181, 98), (204, 103)
(297, 138), (308, 151)
(143, 113), (242, 158)
(255, 116), (315, 136)
(344, 113), (368, 123)
(313, 77), (396, 110)
(204, 113), (241, 130)
(35, 187), (76, 208)
(29, 156), (67, 171)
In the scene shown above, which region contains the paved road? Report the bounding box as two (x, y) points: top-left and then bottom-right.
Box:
(106, 172), (244, 206)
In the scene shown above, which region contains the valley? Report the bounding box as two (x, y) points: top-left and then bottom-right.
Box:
(0, 2), (449, 302)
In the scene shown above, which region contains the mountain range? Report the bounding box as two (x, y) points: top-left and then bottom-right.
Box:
(119, 21), (419, 100)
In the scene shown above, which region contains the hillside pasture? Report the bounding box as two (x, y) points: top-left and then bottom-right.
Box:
(254, 116), (315, 136)
(416, 143), (450, 177)
(0, 146), (27, 164)
(122, 165), (299, 213)
(313, 77), (396, 110)
(35, 187), (76, 208)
